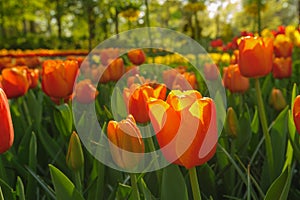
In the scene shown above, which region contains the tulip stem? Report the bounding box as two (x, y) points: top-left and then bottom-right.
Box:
(254, 78), (274, 179)
(130, 173), (140, 200)
(189, 167), (202, 200)
(74, 171), (82, 193)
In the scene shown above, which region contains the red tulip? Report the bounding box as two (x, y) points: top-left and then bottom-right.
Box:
(127, 49), (146, 65)
(293, 95), (300, 134)
(0, 88), (14, 153)
(272, 57), (292, 79)
(238, 36), (273, 78)
(204, 63), (219, 80)
(74, 79), (98, 104)
(148, 90), (217, 169)
(126, 83), (166, 123)
(1, 67), (30, 99)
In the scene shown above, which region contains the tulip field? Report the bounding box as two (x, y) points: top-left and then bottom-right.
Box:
(1, 1), (300, 199)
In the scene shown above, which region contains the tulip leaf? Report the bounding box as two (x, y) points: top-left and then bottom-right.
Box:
(26, 132), (37, 199)
(197, 164), (217, 199)
(138, 178), (156, 200)
(0, 187), (4, 200)
(264, 164), (294, 200)
(49, 164), (84, 200)
(16, 177), (25, 200)
(214, 90), (226, 135)
(0, 178), (14, 200)
(116, 184), (131, 200)
(161, 164), (189, 200)
(251, 106), (259, 134)
(111, 86), (128, 120)
(25, 166), (55, 199)
(54, 103), (73, 137)
(270, 106), (288, 177)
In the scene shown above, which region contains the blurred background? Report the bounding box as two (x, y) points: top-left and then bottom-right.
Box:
(0, 0), (299, 50)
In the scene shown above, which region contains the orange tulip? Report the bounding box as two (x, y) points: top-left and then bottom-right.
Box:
(148, 90), (217, 169)
(106, 58), (125, 81)
(163, 69), (197, 90)
(1, 67), (30, 99)
(107, 115), (145, 169)
(293, 95), (300, 134)
(42, 60), (78, 99)
(0, 88), (14, 153)
(126, 83), (167, 123)
(272, 57), (292, 79)
(127, 49), (146, 65)
(223, 64), (249, 93)
(74, 79), (98, 104)
(238, 36), (273, 78)
(273, 35), (293, 58)
(28, 69), (40, 89)
(269, 88), (286, 111)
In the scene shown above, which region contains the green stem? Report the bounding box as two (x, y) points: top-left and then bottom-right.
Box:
(74, 171), (82, 193)
(255, 78), (274, 179)
(145, 126), (162, 194)
(130, 173), (140, 200)
(189, 167), (201, 200)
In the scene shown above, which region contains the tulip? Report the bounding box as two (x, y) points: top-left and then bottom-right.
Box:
(163, 69), (197, 90)
(107, 115), (145, 169)
(148, 90), (217, 169)
(273, 35), (293, 58)
(66, 131), (84, 172)
(204, 63), (219, 80)
(269, 88), (286, 111)
(106, 58), (125, 81)
(238, 36), (273, 78)
(272, 57), (292, 79)
(1, 67), (30, 99)
(28, 69), (40, 89)
(126, 83), (166, 123)
(74, 79), (98, 104)
(42, 60), (78, 99)
(293, 95), (300, 134)
(223, 64), (249, 93)
(0, 88), (14, 153)
(224, 107), (239, 138)
(127, 49), (146, 65)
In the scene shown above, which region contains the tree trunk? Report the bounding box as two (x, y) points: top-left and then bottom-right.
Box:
(30, 20), (36, 34)
(55, 0), (63, 40)
(298, 0), (300, 26)
(115, 9), (119, 38)
(0, 0), (6, 39)
(87, 7), (95, 51)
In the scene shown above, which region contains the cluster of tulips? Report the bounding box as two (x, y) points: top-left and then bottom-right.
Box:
(1, 27), (300, 199)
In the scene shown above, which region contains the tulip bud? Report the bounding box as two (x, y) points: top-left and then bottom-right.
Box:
(293, 95), (300, 134)
(66, 132), (84, 171)
(269, 88), (286, 111)
(127, 49), (146, 65)
(0, 88), (14, 153)
(224, 107), (239, 139)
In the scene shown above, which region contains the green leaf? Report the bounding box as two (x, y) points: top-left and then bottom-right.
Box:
(0, 178), (15, 200)
(16, 177), (25, 200)
(26, 132), (37, 199)
(264, 164), (294, 200)
(49, 164), (84, 200)
(161, 165), (188, 200)
(53, 103), (73, 136)
(25, 166), (55, 199)
(270, 106), (288, 177)
(116, 184), (131, 200)
(0, 187), (4, 200)
(197, 164), (217, 199)
(138, 178), (156, 200)
(251, 106), (259, 134)
(111, 86), (128, 119)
